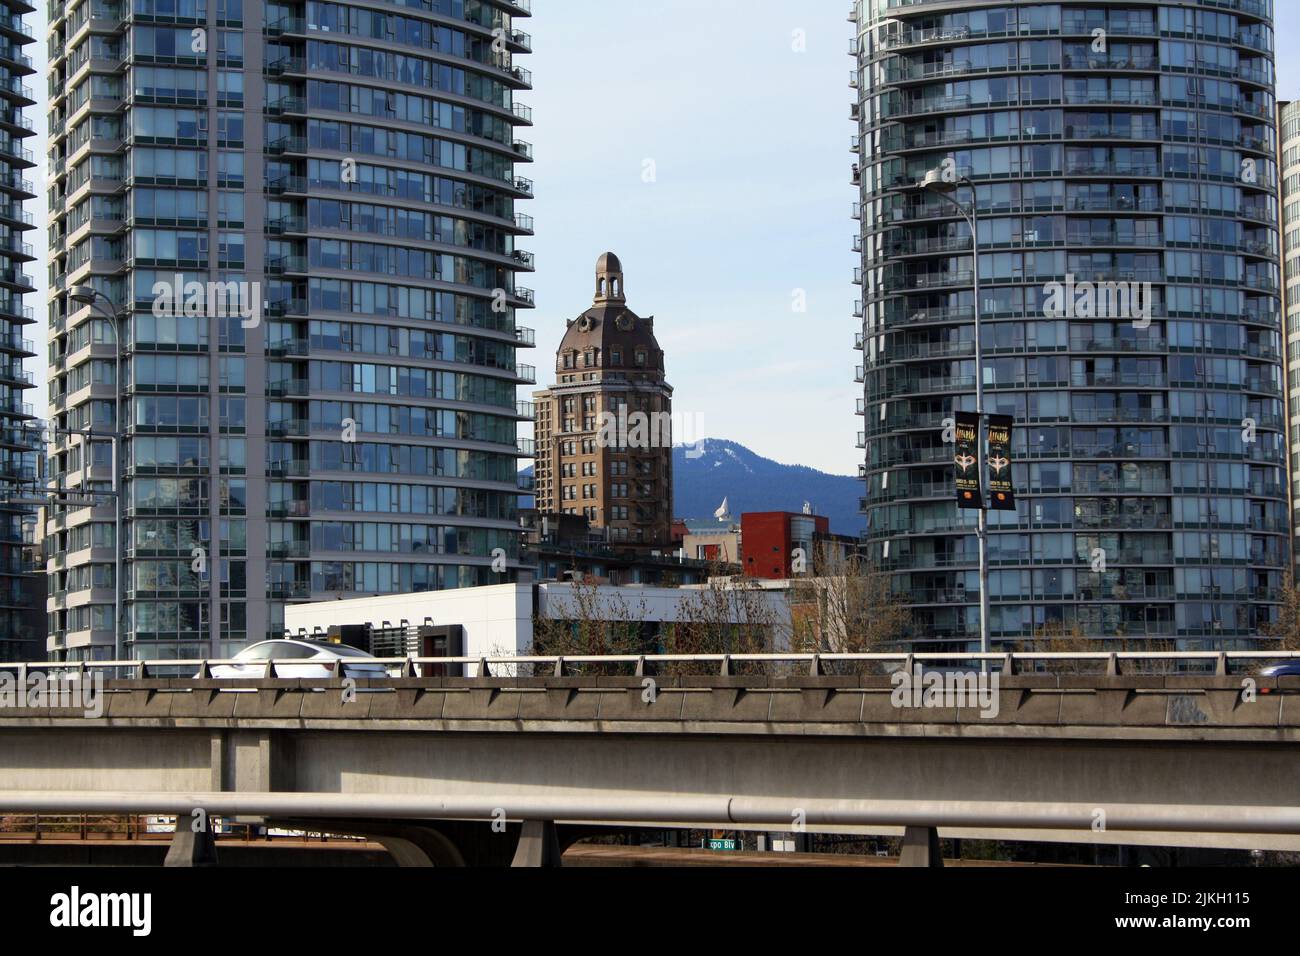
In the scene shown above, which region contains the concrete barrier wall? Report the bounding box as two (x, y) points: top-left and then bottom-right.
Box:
(1, 674), (1295, 732)
(3, 675), (1300, 853)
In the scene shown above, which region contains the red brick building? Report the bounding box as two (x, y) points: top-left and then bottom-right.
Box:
(740, 512), (855, 580)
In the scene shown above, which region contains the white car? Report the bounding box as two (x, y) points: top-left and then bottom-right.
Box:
(201, 639), (390, 680)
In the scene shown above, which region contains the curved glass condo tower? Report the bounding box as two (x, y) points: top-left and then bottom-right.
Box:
(852, 0), (1285, 649)
(46, 0), (536, 660)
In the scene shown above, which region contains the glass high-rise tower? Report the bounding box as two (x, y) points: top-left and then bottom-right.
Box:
(1279, 99), (1300, 575)
(0, 0), (37, 661)
(853, 0), (1286, 650)
(46, 0), (535, 661)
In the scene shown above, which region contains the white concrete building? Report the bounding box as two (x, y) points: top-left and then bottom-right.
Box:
(284, 580), (793, 665)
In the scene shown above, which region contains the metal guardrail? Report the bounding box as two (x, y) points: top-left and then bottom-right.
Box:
(3, 651), (1299, 679)
(3, 792), (1300, 838)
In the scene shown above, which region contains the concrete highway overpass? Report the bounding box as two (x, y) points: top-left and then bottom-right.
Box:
(1, 653), (1298, 865)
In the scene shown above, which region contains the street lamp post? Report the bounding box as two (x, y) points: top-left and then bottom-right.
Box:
(916, 170), (991, 662)
(69, 285), (126, 665)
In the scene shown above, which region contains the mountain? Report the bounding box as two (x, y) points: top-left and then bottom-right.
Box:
(519, 439), (864, 534)
(673, 439), (863, 534)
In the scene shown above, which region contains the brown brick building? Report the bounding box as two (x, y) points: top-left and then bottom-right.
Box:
(533, 253), (674, 550)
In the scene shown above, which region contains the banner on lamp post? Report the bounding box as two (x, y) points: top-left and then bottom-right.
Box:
(986, 414), (1016, 512)
(954, 411), (982, 510)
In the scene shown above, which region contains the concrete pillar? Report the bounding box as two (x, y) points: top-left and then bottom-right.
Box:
(272, 819), (467, 867)
(164, 825), (218, 867)
(372, 836), (435, 867)
(898, 826), (943, 867)
(511, 819), (562, 867)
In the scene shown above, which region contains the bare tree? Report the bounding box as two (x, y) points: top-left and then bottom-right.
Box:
(786, 544), (911, 671)
(1019, 621), (1178, 676)
(529, 574), (650, 673)
(1017, 620), (1107, 675)
(660, 572), (781, 674)
(1261, 572), (1300, 653)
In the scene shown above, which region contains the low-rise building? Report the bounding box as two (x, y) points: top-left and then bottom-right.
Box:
(740, 512), (859, 580)
(284, 579), (792, 666)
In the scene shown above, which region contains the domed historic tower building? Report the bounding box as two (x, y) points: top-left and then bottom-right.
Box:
(533, 254), (674, 550)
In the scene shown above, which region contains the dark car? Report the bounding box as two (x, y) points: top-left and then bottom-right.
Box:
(1255, 660), (1300, 695)
(1258, 661), (1300, 678)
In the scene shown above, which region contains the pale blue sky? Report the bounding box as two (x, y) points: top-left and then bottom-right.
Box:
(1277, 5), (1300, 99)
(521, 0), (858, 474)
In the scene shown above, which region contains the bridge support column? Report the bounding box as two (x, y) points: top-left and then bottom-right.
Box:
(369, 831), (466, 868)
(898, 826), (943, 868)
(164, 825), (218, 867)
(273, 819), (467, 867)
(511, 820), (562, 867)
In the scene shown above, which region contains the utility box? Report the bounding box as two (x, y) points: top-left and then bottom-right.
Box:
(326, 624), (370, 652)
(367, 623), (464, 676)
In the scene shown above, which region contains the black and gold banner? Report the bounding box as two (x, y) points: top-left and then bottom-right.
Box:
(986, 414), (1016, 512)
(954, 411), (982, 510)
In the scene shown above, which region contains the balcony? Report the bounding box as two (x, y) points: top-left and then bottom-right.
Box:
(266, 175), (306, 196)
(266, 460), (310, 478)
(268, 583), (312, 600)
(263, 13), (306, 34)
(268, 500), (310, 518)
(266, 418), (309, 437)
(1072, 336), (1166, 353)
(265, 95), (305, 116)
(268, 541), (309, 559)
(265, 255), (307, 275)
(265, 135), (307, 156)
(266, 214), (306, 235)
(265, 56), (305, 77)
(266, 378), (309, 398)
(265, 298), (307, 318)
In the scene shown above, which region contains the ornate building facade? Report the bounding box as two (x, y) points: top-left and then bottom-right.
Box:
(533, 253), (674, 550)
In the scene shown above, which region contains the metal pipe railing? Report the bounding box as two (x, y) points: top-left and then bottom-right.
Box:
(2, 791), (1300, 837)
(3, 650), (1296, 679)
